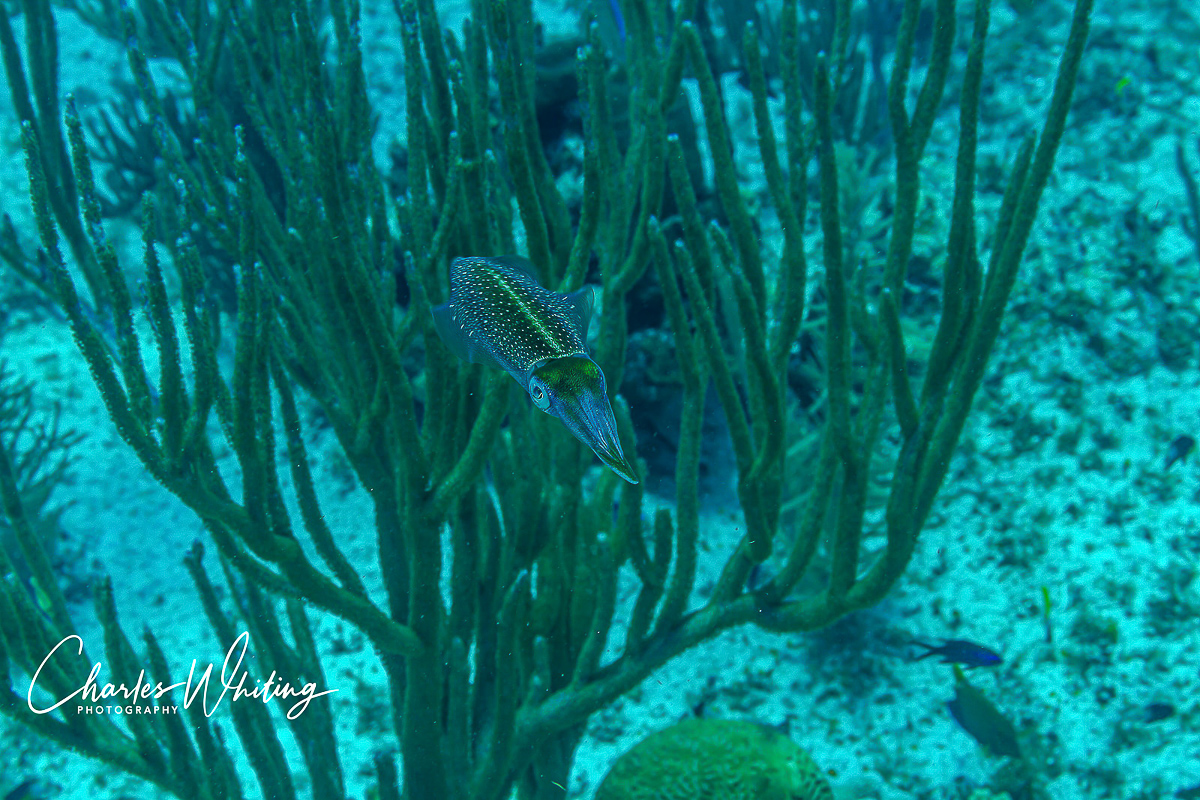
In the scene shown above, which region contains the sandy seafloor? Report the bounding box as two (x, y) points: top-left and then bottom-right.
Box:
(1, 0), (1200, 798)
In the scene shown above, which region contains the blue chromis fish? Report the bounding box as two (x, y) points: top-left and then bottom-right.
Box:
(1142, 702), (1175, 723)
(431, 255), (639, 484)
(1165, 434), (1194, 470)
(912, 639), (1002, 667)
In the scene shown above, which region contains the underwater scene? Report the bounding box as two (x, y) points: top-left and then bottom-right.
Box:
(0, 0), (1194, 797)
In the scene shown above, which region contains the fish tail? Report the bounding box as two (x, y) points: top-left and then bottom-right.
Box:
(910, 641), (937, 661)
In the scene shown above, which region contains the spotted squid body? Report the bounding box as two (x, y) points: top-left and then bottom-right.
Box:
(431, 255), (639, 484)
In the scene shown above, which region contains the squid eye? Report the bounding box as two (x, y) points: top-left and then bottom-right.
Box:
(529, 380), (551, 411)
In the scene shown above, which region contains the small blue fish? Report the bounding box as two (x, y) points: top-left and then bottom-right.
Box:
(1143, 702), (1175, 723)
(432, 255), (639, 484)
(1165, 435), (1194, 470)
(912, 639), (1002, 667)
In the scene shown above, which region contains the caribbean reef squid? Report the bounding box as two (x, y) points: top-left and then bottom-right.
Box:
(431, 255), (639, 484)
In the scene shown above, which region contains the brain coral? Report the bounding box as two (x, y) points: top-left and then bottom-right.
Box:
(594, 718), (834, 800)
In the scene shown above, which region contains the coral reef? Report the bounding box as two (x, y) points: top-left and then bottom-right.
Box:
(594, 718), (833, 800)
